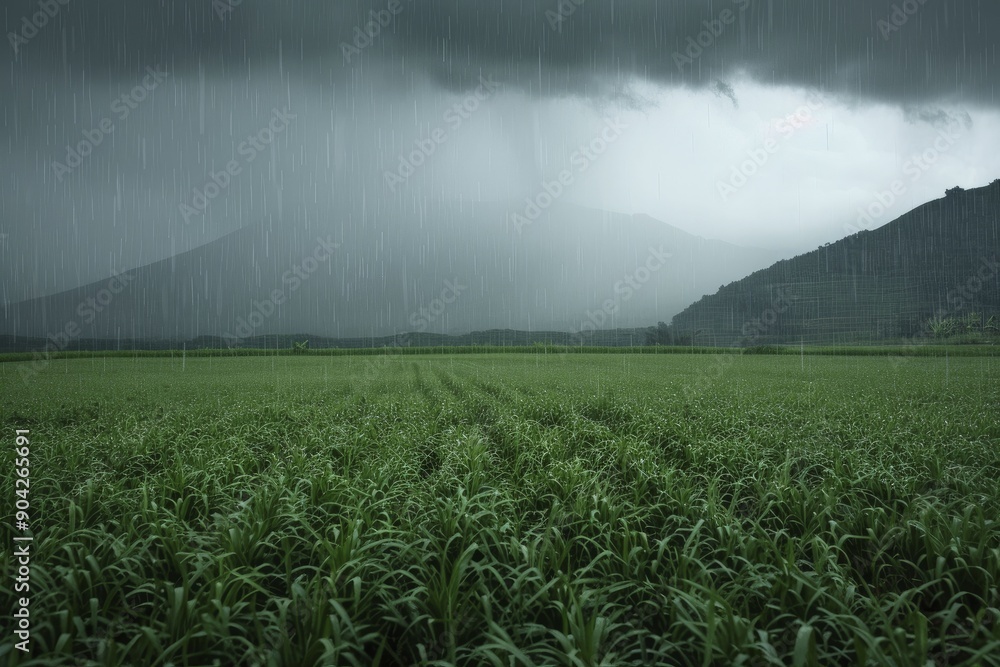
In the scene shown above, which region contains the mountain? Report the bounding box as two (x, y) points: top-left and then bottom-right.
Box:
(665, 181), (1000, 346)
(0, 200), (776, 345)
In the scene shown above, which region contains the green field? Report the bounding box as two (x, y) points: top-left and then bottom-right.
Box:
(2, 354), (999, 666)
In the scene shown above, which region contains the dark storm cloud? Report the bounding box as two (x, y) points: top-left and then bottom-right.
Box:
(903, 106), (974, 130)
(397, 0), (999, 108)
(3, 1), (997, 107)
(712, 80), (739, 109)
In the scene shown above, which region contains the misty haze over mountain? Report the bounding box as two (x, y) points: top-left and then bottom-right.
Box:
(0, 201), (778, 340)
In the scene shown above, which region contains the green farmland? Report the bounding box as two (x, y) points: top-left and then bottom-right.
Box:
(1, 353), (999, 666)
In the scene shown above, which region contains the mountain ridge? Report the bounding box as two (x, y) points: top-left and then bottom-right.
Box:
(661, 180), (1000, 346)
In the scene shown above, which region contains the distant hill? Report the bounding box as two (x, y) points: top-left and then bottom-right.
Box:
(664, 181), (1000, 346)
(0, 201), (776, 345)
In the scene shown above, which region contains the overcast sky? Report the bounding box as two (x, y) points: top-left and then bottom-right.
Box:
(2, 0), (999, 302)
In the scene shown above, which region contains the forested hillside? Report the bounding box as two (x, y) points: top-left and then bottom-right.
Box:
(662, 181), (1000, 346)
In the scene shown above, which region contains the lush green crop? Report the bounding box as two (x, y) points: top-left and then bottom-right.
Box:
(1, 354), (998, 665)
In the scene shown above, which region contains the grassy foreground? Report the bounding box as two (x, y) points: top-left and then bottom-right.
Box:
(1, 354), (998, 666)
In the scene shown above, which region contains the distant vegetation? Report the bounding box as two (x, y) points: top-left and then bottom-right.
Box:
(740, 345), (782, 354)
(928, 313), (998, 339)
(653, 312), (1000, 349)
(3, 343), (999, 366)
